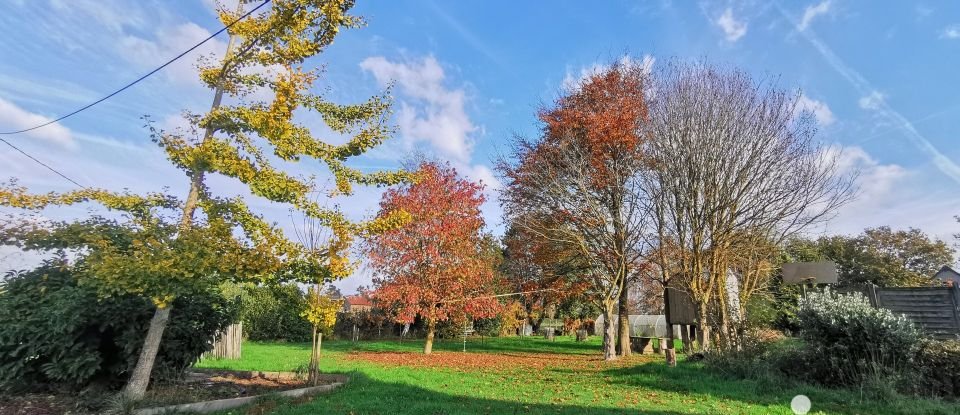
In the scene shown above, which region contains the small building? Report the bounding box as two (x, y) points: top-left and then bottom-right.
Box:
(343, 295), (373, 313)
(934, 265), (960, 287)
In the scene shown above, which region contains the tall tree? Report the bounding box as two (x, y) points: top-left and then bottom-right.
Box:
(644, 61), (856, 350)
(499, 59), (651, 360)
(0, 0), (412, 398)
(366, 162), (500, 354)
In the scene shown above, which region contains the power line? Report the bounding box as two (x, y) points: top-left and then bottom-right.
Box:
(0, 0), (271, 136)
(439, 289), (559, 304)
(1, 1), (271, 190)
(0, 138), (85, 188)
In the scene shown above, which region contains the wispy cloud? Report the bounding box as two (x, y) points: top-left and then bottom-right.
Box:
(0, 98), (74, 147)
(795, 93), (835, 126)
(426, 2), (507, 68)
(858, 90), (885, 110)
(118, 23), (227, 87)
(561, 55), (655, 91)
(715, 8), (748, 42)
(779, 6), (960, 185)
(941, 24), (960, 39)
(799, 0), (832, 31)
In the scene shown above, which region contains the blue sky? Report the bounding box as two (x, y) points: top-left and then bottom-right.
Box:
(2, 0), (959, 291)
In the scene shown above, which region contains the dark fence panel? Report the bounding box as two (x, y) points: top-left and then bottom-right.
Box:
(836, 285), (960, 340)
(876, 287), (960, 340)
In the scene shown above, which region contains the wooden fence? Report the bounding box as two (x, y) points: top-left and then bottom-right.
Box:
(205, 322), (243, 360)
(836, 285), (960, 340)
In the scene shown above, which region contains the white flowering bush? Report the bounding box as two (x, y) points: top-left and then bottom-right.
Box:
(795, 288), (920, 387)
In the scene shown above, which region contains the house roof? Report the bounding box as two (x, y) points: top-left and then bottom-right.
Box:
(935, 265), (960, 280)
(345, 295), (373, 307)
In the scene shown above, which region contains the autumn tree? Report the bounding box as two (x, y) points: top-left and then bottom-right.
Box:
(366, 162), (500, 354)
(0, 0), (412, 398)
(644, 61), (856, 350)
(499, 59), (651, 360)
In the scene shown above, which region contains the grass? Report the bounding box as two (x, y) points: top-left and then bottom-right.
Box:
(195, 336), (960, 415)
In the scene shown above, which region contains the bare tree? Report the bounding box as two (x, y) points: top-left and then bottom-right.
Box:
(643, 61), (857, 350)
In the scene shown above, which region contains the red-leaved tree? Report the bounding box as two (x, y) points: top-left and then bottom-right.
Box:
(366, 162), (500, 354)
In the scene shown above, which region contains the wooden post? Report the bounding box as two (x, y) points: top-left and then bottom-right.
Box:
(680, 324), (691, 354)
(867, 284), (880, 308)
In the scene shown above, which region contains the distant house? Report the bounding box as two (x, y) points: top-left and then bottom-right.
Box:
(343, 294), (373, 313)
(934, 265), (960, 287)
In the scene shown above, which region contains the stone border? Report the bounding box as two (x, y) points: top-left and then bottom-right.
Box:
(135, 373), (349, 415)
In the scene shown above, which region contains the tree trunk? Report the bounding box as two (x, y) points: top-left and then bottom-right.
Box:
(122, 306), (171, 399)
(617, 280), (631, 357)
(600, 301), (617, 361)
(697, 304), (711, 352)
(120, 30), (241, 400)
(424, 319), (435, 355)
(308, 326), (321, 386)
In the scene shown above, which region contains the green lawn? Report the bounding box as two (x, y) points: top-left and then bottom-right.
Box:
(195, 336), (959, 415)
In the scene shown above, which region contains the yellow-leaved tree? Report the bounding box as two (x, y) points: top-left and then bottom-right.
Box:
(0, 0), (412, 399)
(301, 286), (343, 385)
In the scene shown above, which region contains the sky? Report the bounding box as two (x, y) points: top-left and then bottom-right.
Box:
(2, 0), (960, 292)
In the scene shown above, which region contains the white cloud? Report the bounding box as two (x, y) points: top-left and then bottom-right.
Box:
(118, 23), (227, 87)
(715, 8), (747, 42)
(827, 144), (907, 198)
(795, 94), (835, 126)
(858, 90), (885, 110)
(561, 55), (655, 91)
(799, 0), (832, 31)
(941, 24), (960, 39)
(0, 98), (74, 147)
(360, 55), (476, 163)
(358, 54), (503, 235)
(818, 147), (959, 247)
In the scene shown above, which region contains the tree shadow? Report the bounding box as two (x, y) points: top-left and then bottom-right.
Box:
(601, 361), (959, 415)
(323, 337), (604, 356)
(264, 371), (694, 415)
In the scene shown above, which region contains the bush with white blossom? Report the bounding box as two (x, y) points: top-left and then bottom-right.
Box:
(795, 288), (920, 386)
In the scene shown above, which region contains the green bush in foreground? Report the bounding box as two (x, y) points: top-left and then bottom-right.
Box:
(707, 288), (960, 400)
(913, 339), (960, 398)
(795, 288), (921, 388)
(0, 261), (236, 391)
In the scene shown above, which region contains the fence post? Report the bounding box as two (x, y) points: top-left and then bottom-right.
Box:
(867, 284), (880, 308)
(951, 284), (960, 331)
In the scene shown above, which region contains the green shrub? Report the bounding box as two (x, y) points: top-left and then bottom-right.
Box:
(912, 340), (960, 398)
(0, 262), (236, 391)
(240, 284), (312, 342)
(474, 317), (502, 337)
(794, 288), (921, 387)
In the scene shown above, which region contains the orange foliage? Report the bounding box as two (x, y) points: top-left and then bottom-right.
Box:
(366, 162), (500, 325)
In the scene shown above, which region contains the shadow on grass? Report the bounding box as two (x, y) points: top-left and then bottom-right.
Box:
(258, 371), (691, 415)
(324, 336), (605, 355)
(601, 361), (960, 415)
